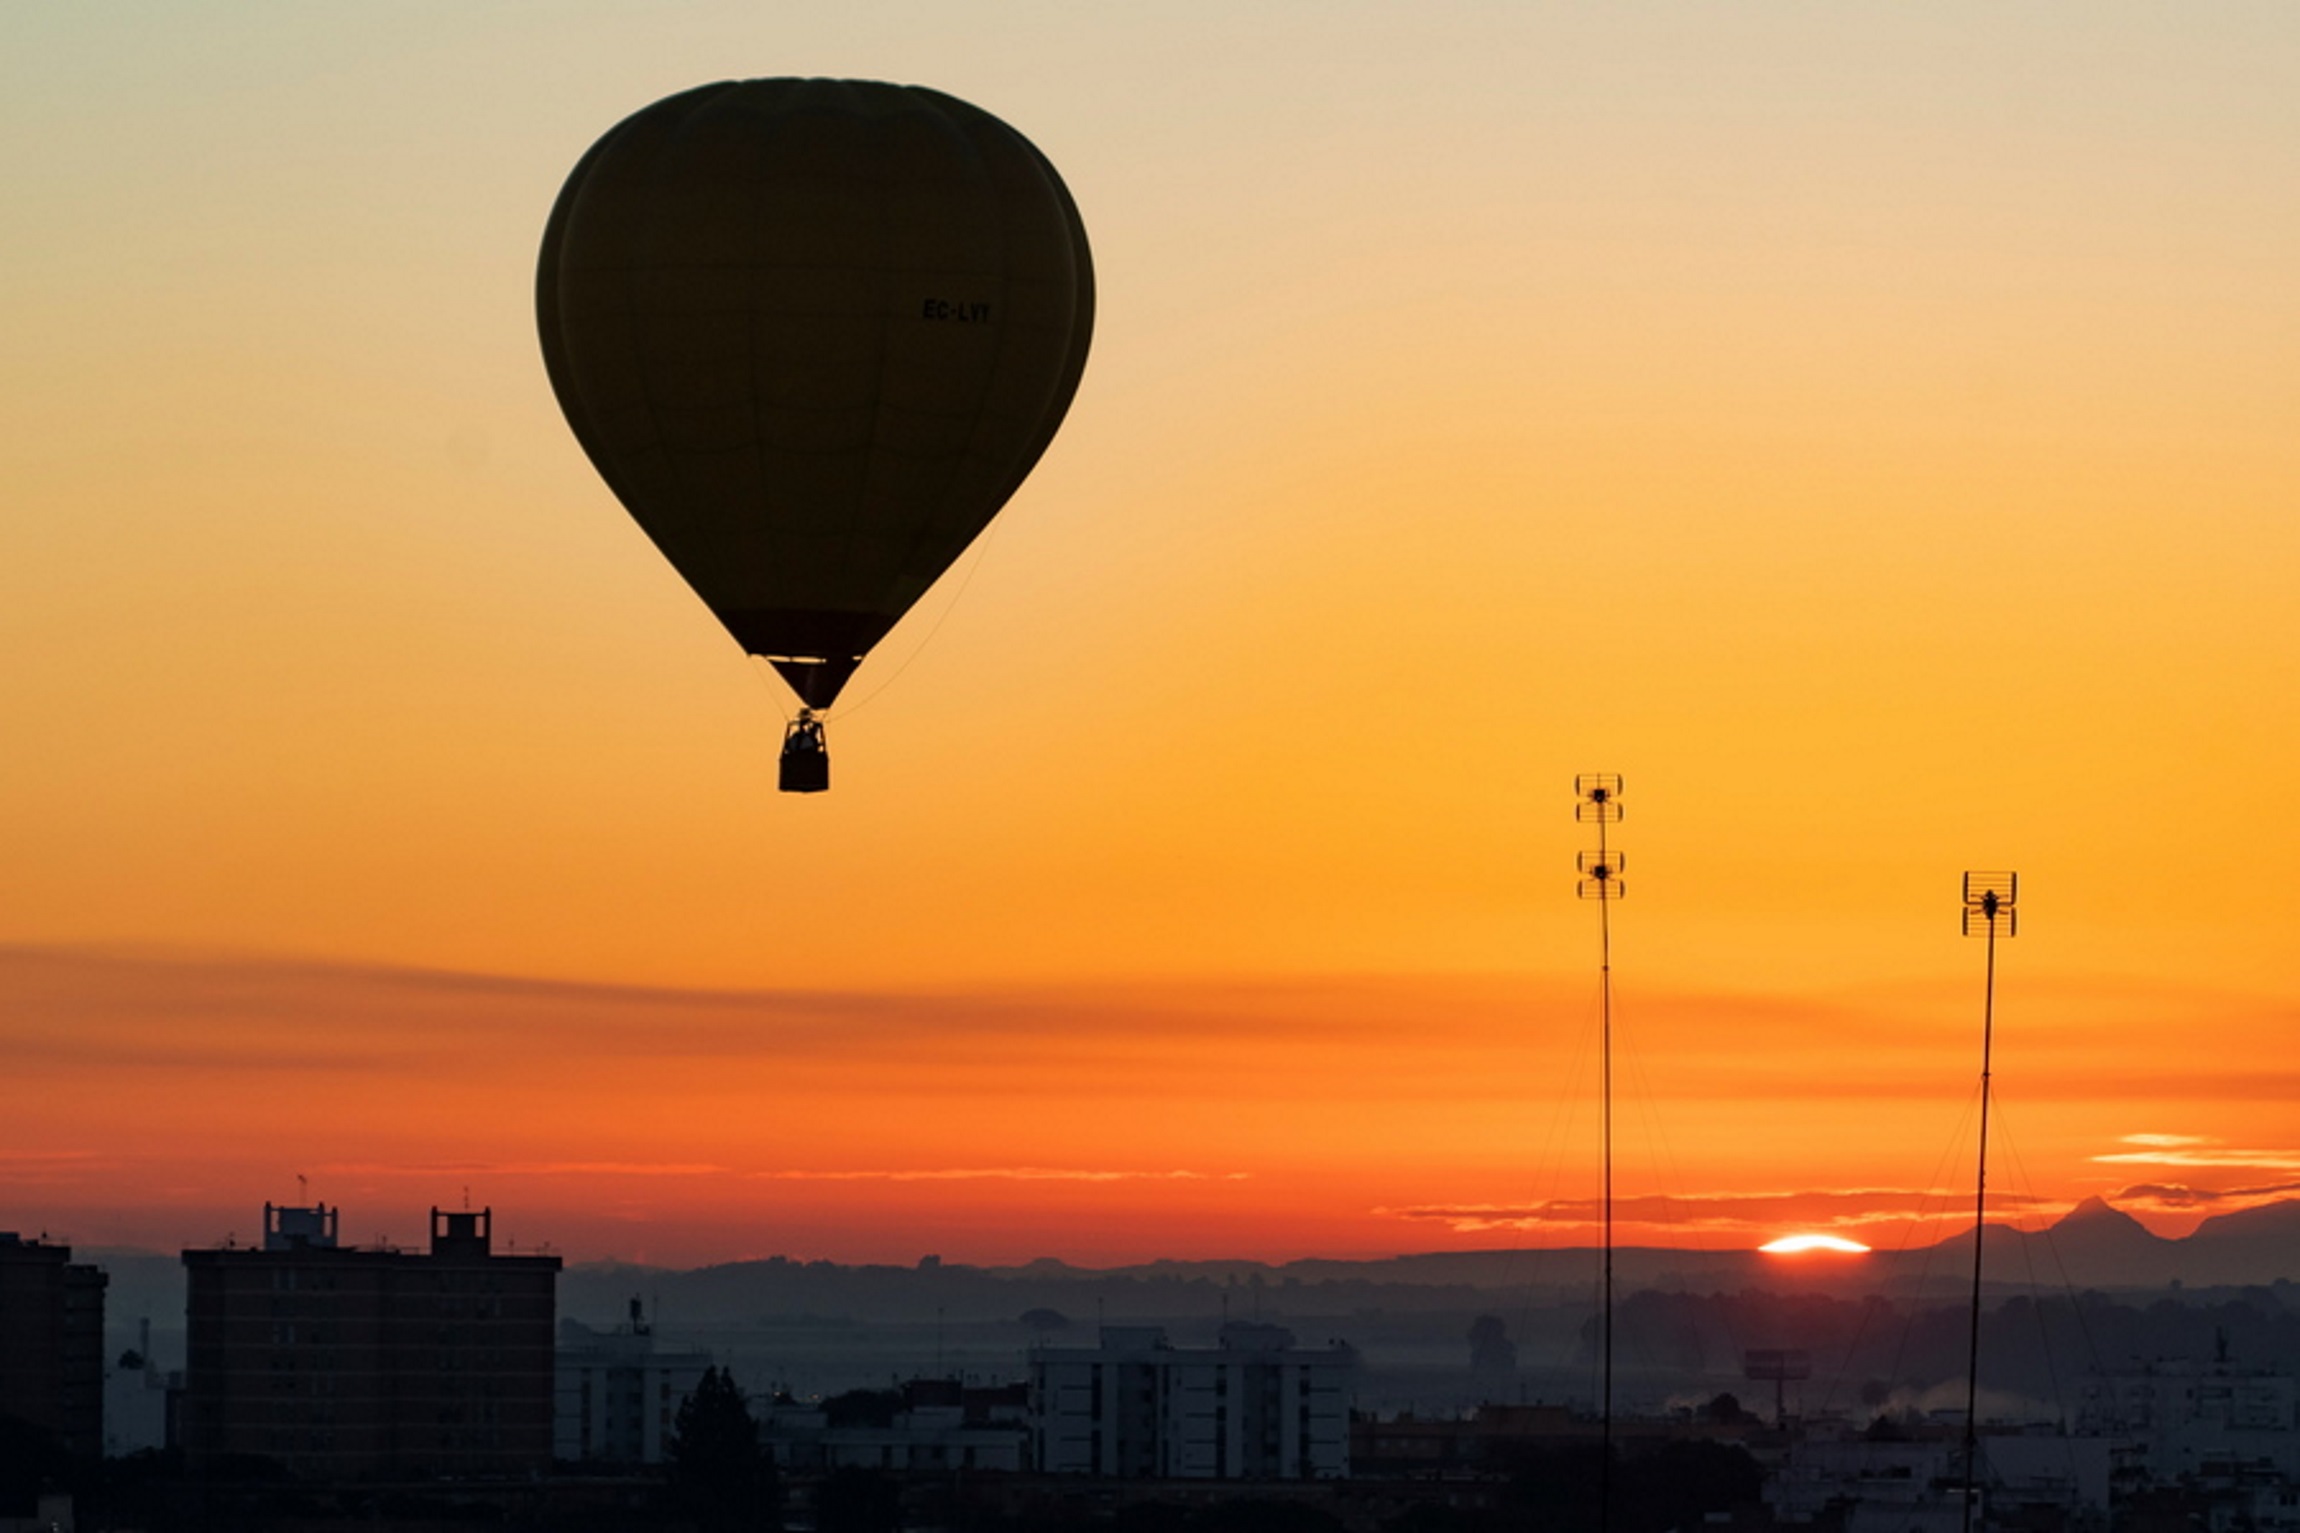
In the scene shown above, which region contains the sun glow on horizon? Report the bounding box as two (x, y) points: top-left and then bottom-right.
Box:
(1760, 1233), (1873, 1255)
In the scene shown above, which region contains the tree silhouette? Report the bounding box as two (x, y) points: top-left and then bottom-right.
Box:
(668, 1367), (778, 1532)
(1468, 1315), (1517, 1374)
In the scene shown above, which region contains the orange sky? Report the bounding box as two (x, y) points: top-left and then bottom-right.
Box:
(3, 6), (2297, 1267)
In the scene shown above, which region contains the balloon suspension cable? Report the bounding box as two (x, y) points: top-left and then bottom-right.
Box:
(813, 520), (1007, 723)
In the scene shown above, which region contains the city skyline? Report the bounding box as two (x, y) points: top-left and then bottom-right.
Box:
(5, 6), (2296, 1270)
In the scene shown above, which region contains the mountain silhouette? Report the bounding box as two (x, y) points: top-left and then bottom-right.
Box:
(77, 1196), (2300, 1353)
(2180, 1199), (2300, 1283)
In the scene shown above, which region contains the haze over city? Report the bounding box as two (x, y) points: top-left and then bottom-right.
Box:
(5, 6), (2295, 1273)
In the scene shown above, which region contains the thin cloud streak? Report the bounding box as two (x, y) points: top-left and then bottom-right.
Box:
(1379, 1186), (2055, 1236)
(9, 942), (2298, 1263)
(2093, 1149), (2300, 1171)
(2112, 1180), (2300, 1210)
(752, 1169), (1251, 1183)
(14, 943), (2295, 1101)
(316, 1161), (734, 1179)
(2, 943), (1562, 1068)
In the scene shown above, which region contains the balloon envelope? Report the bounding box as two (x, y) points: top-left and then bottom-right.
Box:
(538, 79), (1094, 708)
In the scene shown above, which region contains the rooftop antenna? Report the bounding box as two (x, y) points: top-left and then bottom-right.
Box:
(1576, 773), (1625, 1532)
(1744, 1347), (1812, 1428)
(1959, 870), (2018, 1533)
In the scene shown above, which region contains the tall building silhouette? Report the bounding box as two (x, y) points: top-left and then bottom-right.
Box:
(0, 1232), (107, 1458)
(180, 1203), (558, 1479)
(1032, 1323), (1352, 1479)
(554, 1299), (714, 1465)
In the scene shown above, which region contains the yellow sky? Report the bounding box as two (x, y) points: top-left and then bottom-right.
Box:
(3, 4), (2296, 1264)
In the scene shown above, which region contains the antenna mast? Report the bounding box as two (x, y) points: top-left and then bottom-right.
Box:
(1959, 870), (2018, 1533)
(1576, 773), (1626, 1530)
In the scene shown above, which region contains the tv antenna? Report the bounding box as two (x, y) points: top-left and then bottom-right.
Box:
(1959, 870), (2018, 1533)
(1744, 1348), (1812, 1428)
(1576, 773), (1625, 1529)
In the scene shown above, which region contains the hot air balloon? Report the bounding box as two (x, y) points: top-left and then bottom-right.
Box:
(537, 79), (1094, 792)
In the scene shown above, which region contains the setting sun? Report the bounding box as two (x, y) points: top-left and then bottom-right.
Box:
(1760, 1234), (1873, 1255)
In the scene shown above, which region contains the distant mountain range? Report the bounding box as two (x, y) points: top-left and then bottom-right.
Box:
(84, 1197), (2300, 1341)
(546, 1196), (2300, 1327)
(1648, 1195), (2295, 1296)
